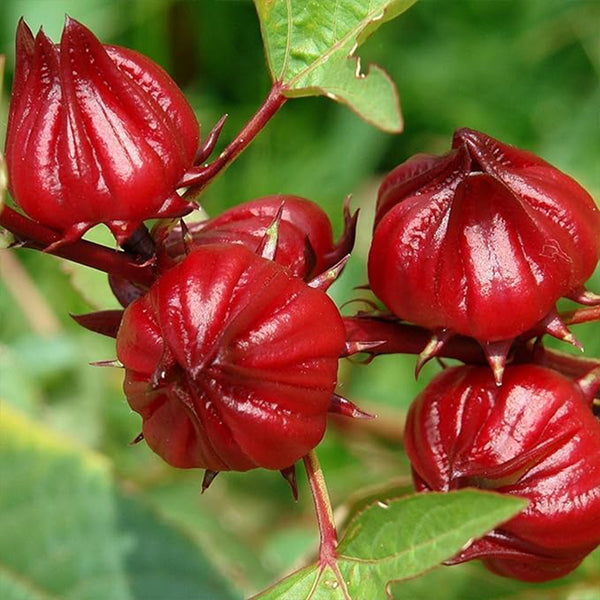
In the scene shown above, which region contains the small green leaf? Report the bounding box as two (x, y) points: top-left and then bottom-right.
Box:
(337, 490), (527, 597)
(254, 0), (416, 132)
(253, 490), (526, 599)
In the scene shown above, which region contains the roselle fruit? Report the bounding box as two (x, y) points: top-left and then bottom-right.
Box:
(159, 195), (357, 280)
(368, 128), (600, 377)
(4, 17), (199, 246)
(115, 242), (360, 479)
(404, 364), (600, 582)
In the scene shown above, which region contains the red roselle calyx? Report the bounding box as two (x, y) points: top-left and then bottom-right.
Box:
(115, 242), (365, 482)
(4, 17), (200, 246)
(404, 364), (600, 582)
(157, 195), (358, 280)
(368, 128), (600, 379)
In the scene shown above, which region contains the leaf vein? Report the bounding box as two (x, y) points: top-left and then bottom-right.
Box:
(285, 2), (387, 87)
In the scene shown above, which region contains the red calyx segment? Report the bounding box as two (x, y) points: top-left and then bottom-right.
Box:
(116, 244), (350, 472)
(369, 128), (600, 345)
(404, 364), (600, 582)
(4, 18), (199, 246)
(71, 310), (124, 338)
(159, 195), (358, 280)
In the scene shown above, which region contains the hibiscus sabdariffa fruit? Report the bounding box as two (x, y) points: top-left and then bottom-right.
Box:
(160, 195), (357, 281)
(404, 364), (600, 582)
(368, 128), (600, 380)
(116, 242), (364, 490)
(4, 17), (200, 246)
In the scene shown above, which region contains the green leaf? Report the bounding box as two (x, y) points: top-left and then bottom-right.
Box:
(254, 490), (526, 599)
(254, 0), (416, 132)
(0, 406), (133, 600)
(115, 494), (241, 600)
(0, 406), (240, 600)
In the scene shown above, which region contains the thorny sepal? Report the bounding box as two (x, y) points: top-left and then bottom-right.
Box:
(405, 364), (600, 582)
(368, 127), (600, 383)
(71, 310), (124, 339)
(115, 243), (357, 472)
(329, 394), (375, 420)
(201, 470), (219, 494)
(158, 195), (358, 281)
(280, 465), (299, 501)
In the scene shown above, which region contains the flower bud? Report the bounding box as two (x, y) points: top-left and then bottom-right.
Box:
(404, 364), (600, 582)
(116, 243), (349, 473)
(4, 18), (199, 245)
(159, 195), (357, 280)
(368, 128), (600, 348)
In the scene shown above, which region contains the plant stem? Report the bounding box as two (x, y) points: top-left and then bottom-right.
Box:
(303, 450), (338, 566)
(0, 205), (155, 287)
(342, 316), (487, 363)
(0, 83), (287, 282)
(343, 316), (600, 380)
(182, 82), (287, 198)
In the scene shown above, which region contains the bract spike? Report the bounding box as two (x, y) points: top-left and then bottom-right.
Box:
(280, 465), (298, 501)
(567, 287), (600, 307)
(256, 203), (284, 261)
(201, 469), (219, 494)
(71, 310), (124, 338)
(195, 114), (228, 165)
(329, 393), (375, 419)
(44, 222), (92, 252)
(152, 192), (196, 219)
(322, 195), (359, 267)
(89, 359), (123, 368)
(541, 311), (583, 352)
(108, 220), (146, 248)
(129, 432), (144, 446)
(180, 218), (193, 256)
(575, 367), (600, 404)
(415, 329), (452, 378)
(308, 254), (349, 292)
(481, 339), (513, 386)
(343, 340), (385, 357)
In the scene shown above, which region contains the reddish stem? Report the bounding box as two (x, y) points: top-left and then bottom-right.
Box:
(342, 316), (486, 363)
(303, 450), (338, 566)
(182, 82), (287, 199)
(0, 205), (155, 287)
(343, 316), (600, 380)
(0, 84), (288, 284)
(526, 345), (600, 381)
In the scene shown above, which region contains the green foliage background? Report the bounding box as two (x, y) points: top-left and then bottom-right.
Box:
(0, 1), (599, 599)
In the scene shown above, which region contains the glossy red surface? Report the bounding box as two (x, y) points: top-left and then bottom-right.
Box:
(162, 195), (354, 280)
(368, 128), (600, 341)
(5, 18), (199, 243)
(116, 244), (346, 471)
(404, 364), (600, 581)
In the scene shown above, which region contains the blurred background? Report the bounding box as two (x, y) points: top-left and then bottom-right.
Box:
(1, 1), (599, 599)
